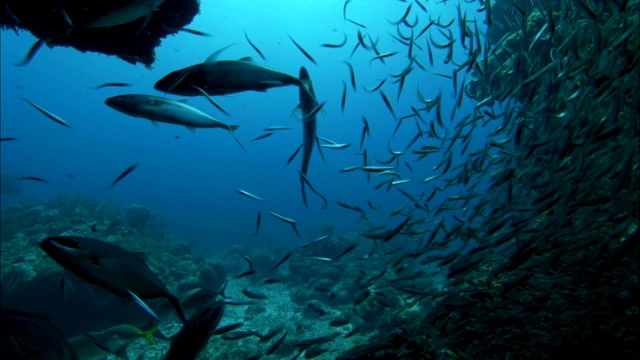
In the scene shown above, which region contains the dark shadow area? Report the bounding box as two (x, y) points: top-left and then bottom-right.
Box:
(1, 0), (200, 66)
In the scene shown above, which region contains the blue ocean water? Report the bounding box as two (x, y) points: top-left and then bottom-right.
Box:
(1, 0), (492, 253)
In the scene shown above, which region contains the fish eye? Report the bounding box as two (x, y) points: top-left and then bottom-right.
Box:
(51, 237), (79, 249)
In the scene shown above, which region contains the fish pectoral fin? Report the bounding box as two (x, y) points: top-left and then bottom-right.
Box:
(289, 105), (302, 123)
(315, 136), (327, 164)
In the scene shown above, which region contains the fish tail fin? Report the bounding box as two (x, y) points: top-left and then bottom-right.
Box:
(167, 294), (187, 324)
(141, 324), (161, 345)
(299, 171), (328, 210)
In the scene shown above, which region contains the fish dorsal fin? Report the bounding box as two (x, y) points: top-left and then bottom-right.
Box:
(205, 43), (236, 64)
(177, 99), (189, 104)
(239, 56), (254, 62)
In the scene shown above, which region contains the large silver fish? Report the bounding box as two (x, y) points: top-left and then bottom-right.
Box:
(105, 94), (238, 131)
(106, 94), (243, 149)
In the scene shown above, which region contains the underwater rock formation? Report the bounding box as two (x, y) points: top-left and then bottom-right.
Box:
(1, 0), (200, 66)
(123, 204), (154, 228)
(197, 262), (227, 293)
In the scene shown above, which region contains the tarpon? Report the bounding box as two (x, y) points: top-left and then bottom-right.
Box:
(39, 236), (187, 324)
(154, 47), (303, 96)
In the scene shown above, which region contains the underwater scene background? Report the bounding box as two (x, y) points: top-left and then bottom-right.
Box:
(1, 0), (638, 359)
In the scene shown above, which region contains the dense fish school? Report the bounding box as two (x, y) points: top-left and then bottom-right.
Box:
(1, 0), (638, 359)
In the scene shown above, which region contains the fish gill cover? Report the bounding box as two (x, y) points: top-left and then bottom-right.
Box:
(1, 0), (639, 359)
